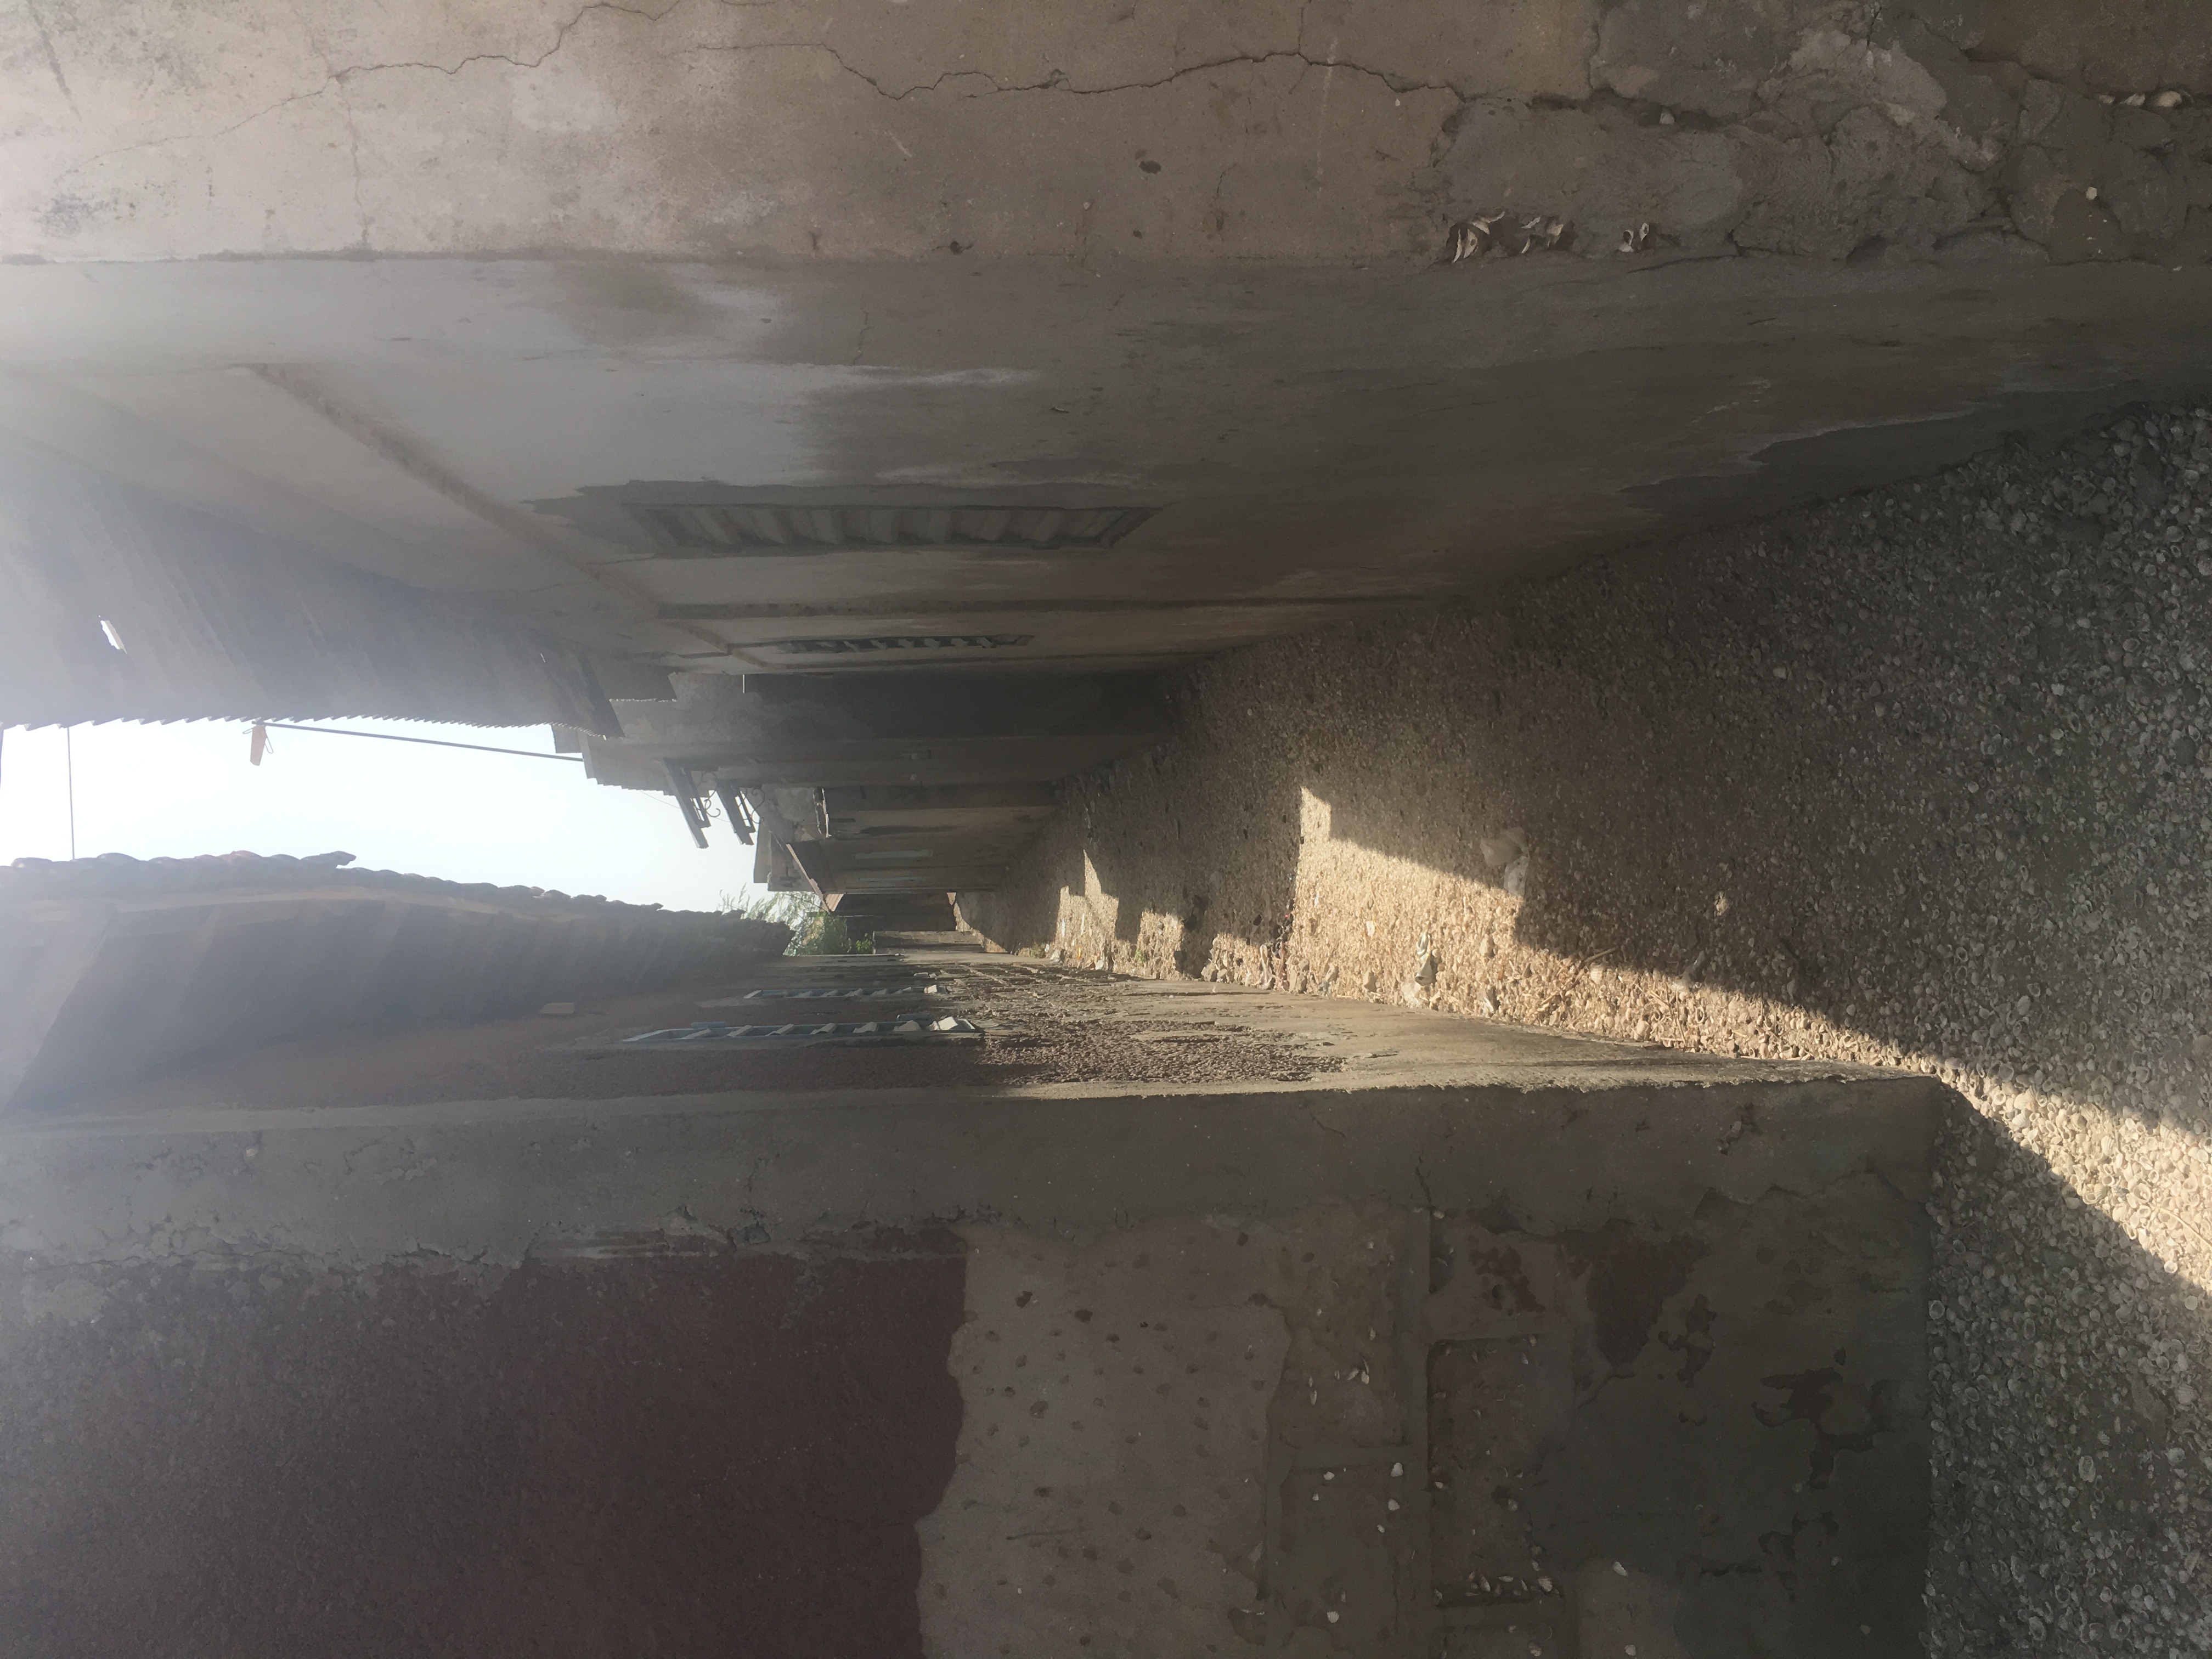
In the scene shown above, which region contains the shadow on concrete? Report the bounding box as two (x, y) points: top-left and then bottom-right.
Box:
(1916, 1108), (2210, 1657)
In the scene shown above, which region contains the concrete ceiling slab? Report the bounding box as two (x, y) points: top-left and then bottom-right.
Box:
(5, 253), (2212, 677)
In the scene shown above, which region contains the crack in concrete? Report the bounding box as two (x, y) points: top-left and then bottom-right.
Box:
(47, 0), (1463, 251)
(336, 87), (370, 248)
(51, 0), (684, 184)
(22, 0), (77, 117)
(804, 44), (1469, 104)
(337, 0), (686, 80)
(284, 0), (372, 251)
(33, 1), (2202, 276)
(58, 84), (341, 182)
(1305, 1103), (1348, 1141)
(346, 3), (1461, 109)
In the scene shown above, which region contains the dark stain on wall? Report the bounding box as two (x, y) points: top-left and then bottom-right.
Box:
(1558, 1220), (1709, 1372)
(1757, 1364), (1889, 1491)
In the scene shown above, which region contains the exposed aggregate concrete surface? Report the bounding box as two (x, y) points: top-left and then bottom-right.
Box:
(971, 404), (2212, 1656)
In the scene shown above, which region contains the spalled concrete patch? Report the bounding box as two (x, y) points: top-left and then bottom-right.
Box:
(1443, 21), (2021, 261)
(1436, 100), (1747, 251)
(1977, 0), (2212, 98)
(1592, 0), (1800, 120)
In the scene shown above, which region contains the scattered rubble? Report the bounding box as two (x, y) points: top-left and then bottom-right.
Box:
(1445, 212), (1570, 262)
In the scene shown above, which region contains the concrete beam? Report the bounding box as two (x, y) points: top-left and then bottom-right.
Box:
(8, 0), (2209, 271)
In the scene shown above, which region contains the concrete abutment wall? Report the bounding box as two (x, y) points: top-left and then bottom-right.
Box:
(0, 956), (1939, 1656)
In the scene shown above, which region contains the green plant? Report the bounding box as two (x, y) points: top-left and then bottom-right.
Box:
(716, 889), (872, 954)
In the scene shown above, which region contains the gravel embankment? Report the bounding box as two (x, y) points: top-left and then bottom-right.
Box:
(975, 404), (2212, 1656)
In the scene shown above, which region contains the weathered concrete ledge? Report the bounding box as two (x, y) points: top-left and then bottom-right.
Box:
(0, 1070), (1934, 1268)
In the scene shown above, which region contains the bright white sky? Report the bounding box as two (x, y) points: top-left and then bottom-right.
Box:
(0, 719), (763, 913)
